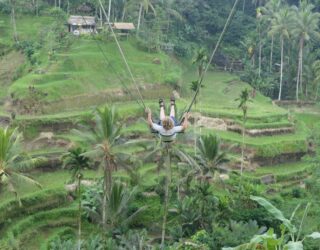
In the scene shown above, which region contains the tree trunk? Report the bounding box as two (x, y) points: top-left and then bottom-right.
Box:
(58, 0), (61, 8)
(270, 35), (274, 72)
(240, 119), (245, 175)
(67, 0), (69, 14)
(103, 158), (112, 230)
(77, 174), (82, 250)
(194, 103), (197, 157)
(137, 4), (143, 31)
(258, 22), (262, 77)
(10, 1), (18, 42)
(242, 0), (246, 12)
(100, 8), (103, 26)
(108, 0), (112, 22)
(315, 82), (319, 101)
(161, 146), (171, 249)
(121, 7), (126, 21)
(36, 0), (39, 16)
(296, 58), (300, 101)
(300, 40), (306, 97)
(278, 37), (284, 101)
(296, 38), (304, 101)
(54, 0), (57, 8)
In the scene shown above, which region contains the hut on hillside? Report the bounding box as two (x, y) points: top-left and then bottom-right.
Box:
(112, 22), (135, 37)
(68, 15), (96, 35)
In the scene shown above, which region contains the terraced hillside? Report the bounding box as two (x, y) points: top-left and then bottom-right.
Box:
(1, 13), (320, 248)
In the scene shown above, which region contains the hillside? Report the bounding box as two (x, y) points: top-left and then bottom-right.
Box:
(1, 4), (320, 249)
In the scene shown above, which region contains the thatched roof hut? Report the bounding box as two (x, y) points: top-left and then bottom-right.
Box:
(68, 15), (96, 35)
(112, 22), (135, 31)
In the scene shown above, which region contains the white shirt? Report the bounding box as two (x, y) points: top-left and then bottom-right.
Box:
(152, 123), (183, 142)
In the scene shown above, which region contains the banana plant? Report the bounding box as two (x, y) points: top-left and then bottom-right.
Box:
(223, 196), (320, 250)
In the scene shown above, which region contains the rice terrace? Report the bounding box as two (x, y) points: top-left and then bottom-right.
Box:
(1, 0), (320, 249)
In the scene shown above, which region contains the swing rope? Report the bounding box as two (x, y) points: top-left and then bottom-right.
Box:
(79, 15), (144, 109)
(181, 0), (241, 122)
(98, 0), (146, 109)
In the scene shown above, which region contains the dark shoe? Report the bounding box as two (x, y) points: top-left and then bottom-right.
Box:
(170, 95), (175, 106)
(159, 98), (165, 107)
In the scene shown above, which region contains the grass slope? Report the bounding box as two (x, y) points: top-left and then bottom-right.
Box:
(9, 37), (181, 102)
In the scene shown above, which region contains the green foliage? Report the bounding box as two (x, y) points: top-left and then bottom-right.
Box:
(61, 147), (91, 182)
(82, 181), (146, 233)
(0, 127), (41, 203)
(226, 196), (320, 250)
(196, 134), (228, 175)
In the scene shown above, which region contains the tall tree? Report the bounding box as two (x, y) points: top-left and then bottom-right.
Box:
(292, 1), (320, 100)
(137, 0), (156, 31)
(236, 89), (251, 175)
(268, 6), (291, 100)
(261, 0), (283, 73)
(0, 127), (41, 205)
(107, 0), (111, 22)
(74, 106), (122, 230)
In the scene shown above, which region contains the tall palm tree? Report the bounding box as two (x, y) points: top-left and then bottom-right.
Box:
(143, 142), (199, 247)
(62, 146), (91, 250)
(236, 88), (251, 175)
(312, 60), (320, 101)
(261, 0), (283, 72)
(137, 0), (156, 31)
(291, 2), (320, 100)
(191, 48), (208, 156)
(73, 106), (122, 230)
(192, 48), (209, 78)
(0, 127), (41, 205)
(268, 6), (291, 100)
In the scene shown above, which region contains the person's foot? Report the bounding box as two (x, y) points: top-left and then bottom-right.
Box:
(170, 95), (175, 106)
(159, 98), (165, 108)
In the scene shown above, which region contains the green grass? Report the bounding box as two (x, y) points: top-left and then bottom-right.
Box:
(294, 113), (320, 129)
(246, 162), (312, 178)
(9, 37), (181, 102)
(182, 69), (287, 119)
(0, 51), (25, 101)
(0, 169), (101, 204)
(0, 14), (54, 45)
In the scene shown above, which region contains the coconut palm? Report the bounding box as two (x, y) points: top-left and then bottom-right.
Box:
(236, 88), (251, 175)
(291, 2), (320, 100)
(260, 0), (283, 72)
(0, 127), (41, 205)
(62, 146), (91, 250)
(312, 60), (320, 101)
(192, 48), (209, 78)
(73, 106), (123, 230)
(196, 134), (228, 178)
(137, 0), (156, 30)
(143, 141), (199, 247)
(268, 6), (291, 100)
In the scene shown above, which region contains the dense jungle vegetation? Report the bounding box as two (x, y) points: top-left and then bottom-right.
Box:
(1, 0), (320, 249)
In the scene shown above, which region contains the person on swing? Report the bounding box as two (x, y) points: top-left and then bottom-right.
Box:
(146, 96), (189, 142)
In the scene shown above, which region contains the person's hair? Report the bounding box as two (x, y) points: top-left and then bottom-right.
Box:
(162, 117), (174, 130)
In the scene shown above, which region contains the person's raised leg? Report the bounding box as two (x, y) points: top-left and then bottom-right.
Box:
(159, 98), (166, 121)
(170, 95), (175, 118)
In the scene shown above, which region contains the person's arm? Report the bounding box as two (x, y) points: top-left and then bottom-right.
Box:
(181, 112), (190, 131)
(146, 108), (153, 128)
